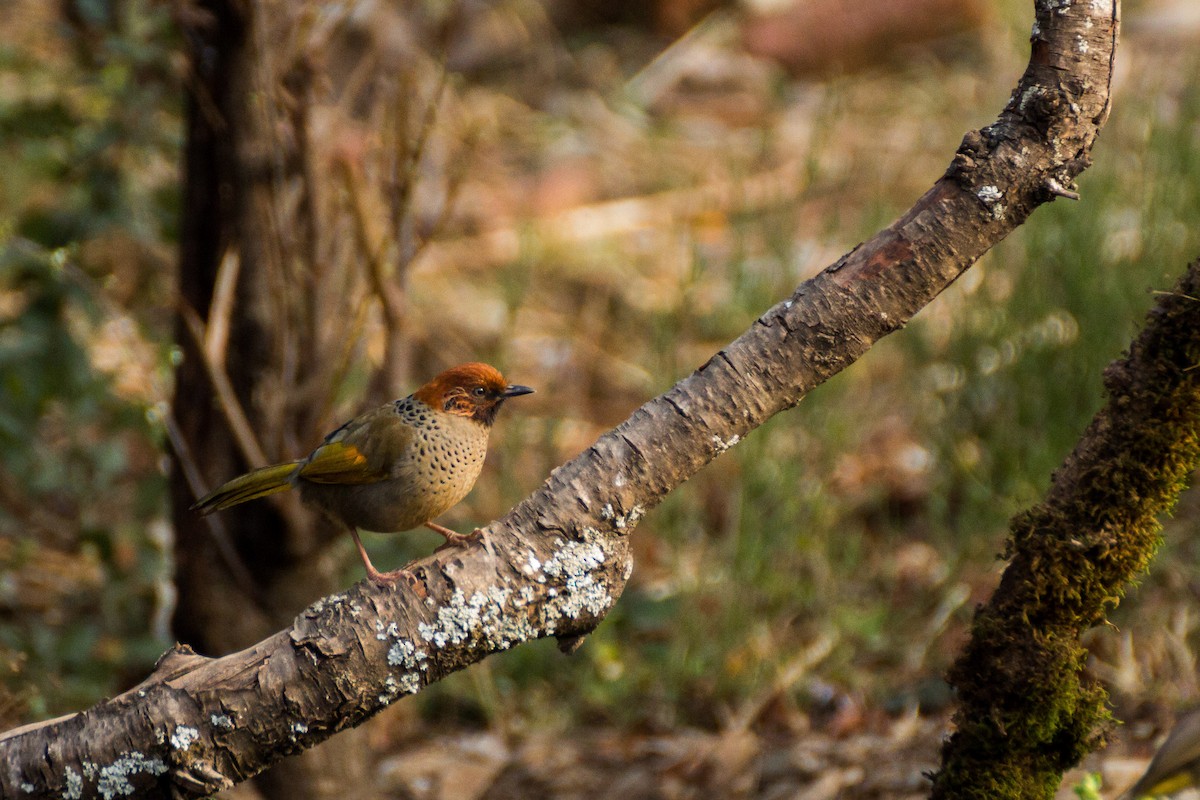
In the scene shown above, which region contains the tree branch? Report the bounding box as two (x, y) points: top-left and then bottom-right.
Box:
(0, 1), (1119, 797)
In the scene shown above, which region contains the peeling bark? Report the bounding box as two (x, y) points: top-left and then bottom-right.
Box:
(0, 0), (1120, 797)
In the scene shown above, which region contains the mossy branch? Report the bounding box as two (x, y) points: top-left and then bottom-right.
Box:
(931, 260), (1200, 799)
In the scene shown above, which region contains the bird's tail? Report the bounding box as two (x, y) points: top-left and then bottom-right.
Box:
(191, 461), (302, 513)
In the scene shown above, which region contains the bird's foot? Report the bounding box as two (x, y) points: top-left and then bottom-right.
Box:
(427, 522), (483, 551)
(365, 564), (420, 587)
(351, 529), (420, 588)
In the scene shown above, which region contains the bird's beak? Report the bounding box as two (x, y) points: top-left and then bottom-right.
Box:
(504, 384), (534, 398)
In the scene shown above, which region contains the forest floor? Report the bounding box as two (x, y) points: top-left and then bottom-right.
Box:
(220, 709), (1167, 799)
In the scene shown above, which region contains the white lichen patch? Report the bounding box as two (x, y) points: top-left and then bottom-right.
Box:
(977, 185), (1002, 204)
(210, 713), (233, 730)
(95, 752), (168, 799)
(64, 768), (82, 800)
(625, 505), (645, 529)
(535, 531), (621, 630)
(363, 525), (627, 676)
(169, 725), (199, 751)
(371, 625), (429, 701)
(976, 185), (1006, 220)
(597, 503), (646, 531)
(374, 620), (400, 641)
(386, 638), (428, 671)
(541, 572), (610, 631)
(302, 591), (348, 617)
(417, 589), (470, 647)
(403, 545), (614, 656)
(523, 551), (545, 581)
(378, 674), (405, 704)
(543, 540), (605, 578)
(1018, 85), (1044, 114)
(711, 433), (740, 454)
(396, 671), (422, 694)
(414, 585), (537, 651)
(1076, 35), (1088, 54)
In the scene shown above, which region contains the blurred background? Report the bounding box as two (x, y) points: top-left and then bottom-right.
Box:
(1, 0), (1199, 797)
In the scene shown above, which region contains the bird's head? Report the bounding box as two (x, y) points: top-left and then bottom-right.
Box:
(414, 362), (533, 425)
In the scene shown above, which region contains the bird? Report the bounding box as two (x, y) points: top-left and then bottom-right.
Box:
(1121, 707), (1200, 799)
(191, 362), (533, 584)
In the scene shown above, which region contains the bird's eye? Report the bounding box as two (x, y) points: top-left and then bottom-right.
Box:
(472, 386), (487, 397)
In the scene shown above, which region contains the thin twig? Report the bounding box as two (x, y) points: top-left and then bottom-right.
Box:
(339, 151), (410, 394)
(179, 302), (270, 470)
(320, 288), (375, 428)
(390, 60), (449, 250)
(205, 247), (240, 370)
(726, 632), (836, 732)
(180, 302), (312, 541)
(159, 410), (267, 607)
(339, 155), (403, 328)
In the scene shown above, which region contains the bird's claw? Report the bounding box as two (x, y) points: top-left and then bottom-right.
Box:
(434, 528), (483, 552)
(366, 566), (420, 587)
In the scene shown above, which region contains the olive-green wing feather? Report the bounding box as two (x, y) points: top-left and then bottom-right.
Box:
(297, 405), (413, 485)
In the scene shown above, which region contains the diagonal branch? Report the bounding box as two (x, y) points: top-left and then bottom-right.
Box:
(0, 1), (1119, 797)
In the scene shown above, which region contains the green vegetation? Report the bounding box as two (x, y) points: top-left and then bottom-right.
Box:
(0, 1), (179, 721)
(1072, 772), (1104, 800)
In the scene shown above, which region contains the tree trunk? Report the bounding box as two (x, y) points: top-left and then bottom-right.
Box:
(170, 2), (367, 797)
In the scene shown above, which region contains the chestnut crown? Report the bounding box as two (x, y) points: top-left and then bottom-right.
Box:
(413, 362), (533, 424)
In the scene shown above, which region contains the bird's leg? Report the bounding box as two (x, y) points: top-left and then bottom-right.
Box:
(349, 528), (416, 586)
(426, 521), (482, 550)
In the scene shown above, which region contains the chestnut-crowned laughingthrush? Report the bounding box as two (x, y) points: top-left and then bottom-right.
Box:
(191, 363), (533, 583)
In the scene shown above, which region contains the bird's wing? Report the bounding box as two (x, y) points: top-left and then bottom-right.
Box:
(297, 406), (413, 485)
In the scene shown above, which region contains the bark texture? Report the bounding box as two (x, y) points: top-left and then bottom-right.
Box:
(0, 0), (1120, 797)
